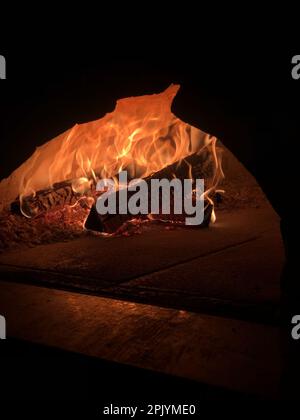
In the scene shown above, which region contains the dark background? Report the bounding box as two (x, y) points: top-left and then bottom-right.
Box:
(0, 17), (299, 408)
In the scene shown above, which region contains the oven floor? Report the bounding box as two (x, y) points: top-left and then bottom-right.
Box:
(0, 206), (284, 323)
(0, 205), (284, 399)
(0, 281), (281, 399)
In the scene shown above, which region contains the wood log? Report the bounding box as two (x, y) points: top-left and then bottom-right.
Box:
(11, 151), (216, 229)
(10, 180), (94, 218)
(85, 152), (216, 233)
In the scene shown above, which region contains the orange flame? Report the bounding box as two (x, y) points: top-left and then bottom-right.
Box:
(0, 84), (224, 221)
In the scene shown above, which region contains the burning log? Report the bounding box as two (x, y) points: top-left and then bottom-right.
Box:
(11, 148), (217, 234)
(11, 147), (211, 218)
(10, 178), (93, 218)
(85, 152), (216, 233)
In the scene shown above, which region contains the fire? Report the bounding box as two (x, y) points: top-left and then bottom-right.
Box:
(0, 84), (224, 224)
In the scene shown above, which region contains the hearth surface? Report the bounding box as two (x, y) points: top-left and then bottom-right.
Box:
(0, 281), (281, 399)
(0, 205), (284, 323)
